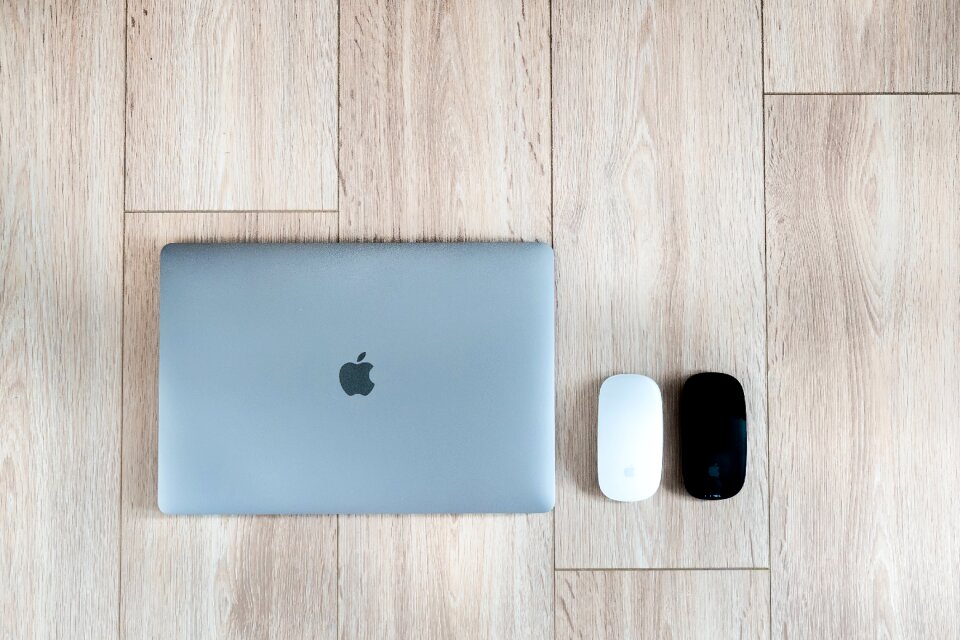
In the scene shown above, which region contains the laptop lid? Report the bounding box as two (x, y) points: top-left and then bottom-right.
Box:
(158, 242), (555, 514)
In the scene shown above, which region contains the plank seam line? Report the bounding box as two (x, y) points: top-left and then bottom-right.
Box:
(335, 2), (343, 639)
(118, 0), (129, 637)
(760, 0), (773, 631)
(549, 2), (557, 639)
(554, 568), (771, 572)
(124, 209), (341, 214)
(766, 91), (960, 96)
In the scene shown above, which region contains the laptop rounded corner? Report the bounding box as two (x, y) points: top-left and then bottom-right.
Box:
(532, 241), (554, 260)
(157, 492), (176, 516)
(159, 242), (179, 261)
(534, 490), (556, 514)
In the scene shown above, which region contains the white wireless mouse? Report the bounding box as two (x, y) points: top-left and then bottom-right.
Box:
(598, 374), (663, 501)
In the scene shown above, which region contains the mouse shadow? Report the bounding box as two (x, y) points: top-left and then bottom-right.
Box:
(659, 372), (688, 499)
(563, 376), (605, 501)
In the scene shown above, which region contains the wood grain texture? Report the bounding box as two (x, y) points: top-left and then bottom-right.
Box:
(339, 0), (551, 241)
(339, 514), (552, 640)
(121, 212), (339, 639)
(765, 0), (960, 93)
(556, 570), (770, 640)
(553, 0), (767, 569)
(767, 95), (960, 638)
(337, 1), (552, 637)
(0, 2), (124, 637)
(125, 0), (338, 211)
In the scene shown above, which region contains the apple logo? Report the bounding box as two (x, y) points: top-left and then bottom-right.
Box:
(623, 466), (635, 478)
(339, 352), (375, 396)
(708, 463), (720, 478)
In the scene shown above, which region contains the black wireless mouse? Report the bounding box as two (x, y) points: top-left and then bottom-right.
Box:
(680, 372), (747, 500)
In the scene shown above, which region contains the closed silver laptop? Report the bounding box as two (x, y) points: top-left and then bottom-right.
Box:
(158, 242), (555, 514)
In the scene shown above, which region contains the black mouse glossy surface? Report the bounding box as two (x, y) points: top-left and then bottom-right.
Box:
(680, 372), (747, 500)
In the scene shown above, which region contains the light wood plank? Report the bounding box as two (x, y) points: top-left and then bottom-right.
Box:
(338, 1), (552, 638)
(121, 212), (339, 639)
(125, 0), (338, 211)
(765, 0), (960, 93)
(557, 570), (770, 640)
(339, 0), (551, 241)
(767, 95), (960, 637)
(0, 2), (124, 637)
(553, 0), (767, 568)
(339, 514), (552, 639)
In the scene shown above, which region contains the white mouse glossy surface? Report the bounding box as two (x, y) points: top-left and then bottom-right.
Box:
(598, 374), (663, 501)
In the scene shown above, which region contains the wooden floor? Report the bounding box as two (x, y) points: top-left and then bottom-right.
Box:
(2, 1), (958, 638)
